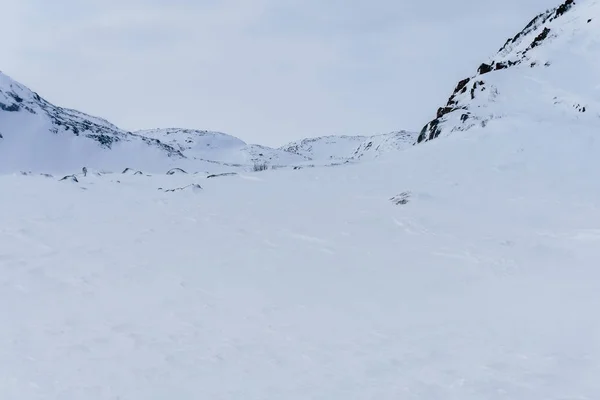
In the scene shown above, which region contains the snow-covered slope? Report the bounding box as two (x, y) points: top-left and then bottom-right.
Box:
(3, 120), (600, 399)
(0, 71), (183, 173)
(281, 135), (368, 160)
(137, 128), (308, 166)
(3, 1), (600, 398)
(352, 131), (417, 160)
(418, 0), (598, 143)
(281, 131), (417, 162)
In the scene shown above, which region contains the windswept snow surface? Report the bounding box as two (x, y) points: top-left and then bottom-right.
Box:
(2, 120), (600, 399)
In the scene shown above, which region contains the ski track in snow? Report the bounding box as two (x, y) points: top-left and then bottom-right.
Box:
(1, 126), (600, 399)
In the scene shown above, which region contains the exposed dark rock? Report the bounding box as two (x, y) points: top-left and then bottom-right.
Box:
(556, 0), (574, 17)
(207, 172), (238, 179)
(530, 27), (551, 49)
(167, 168), (188, 175)
(454, 78), (471, 94)
(437, 107), (454, 119)
(390, 192), (411, 206)
(59, 175), (79, 183)
(0, 102), (20, 112)
(478, 63), (494, 75)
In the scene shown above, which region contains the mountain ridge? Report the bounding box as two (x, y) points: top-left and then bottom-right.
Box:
(417, 0), (595, 143)
(0, 70), (416, 173)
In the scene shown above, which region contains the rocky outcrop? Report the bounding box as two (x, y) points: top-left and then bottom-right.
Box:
(417, 0), (577, 143)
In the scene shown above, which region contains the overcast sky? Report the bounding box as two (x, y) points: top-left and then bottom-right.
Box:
(2, 0), (559, 146)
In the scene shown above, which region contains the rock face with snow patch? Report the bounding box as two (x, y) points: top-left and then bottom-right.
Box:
(418, 0), (595, 143)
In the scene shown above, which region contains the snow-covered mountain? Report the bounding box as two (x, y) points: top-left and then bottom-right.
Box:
(0, 71), (183, 173)
(137, 128), (309, 166)
(280, 131), (417, 162)
(418, 0), (597, 143)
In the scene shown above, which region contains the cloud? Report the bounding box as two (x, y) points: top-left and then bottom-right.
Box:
(2, 0), (560, 145)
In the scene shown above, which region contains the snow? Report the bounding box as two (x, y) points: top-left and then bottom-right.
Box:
(2, 1), (600, 398)
(280, 131), (417, 162)
(2, 119), (600, 399)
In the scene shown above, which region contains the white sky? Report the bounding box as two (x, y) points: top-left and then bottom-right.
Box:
(1, 0), (559, 146)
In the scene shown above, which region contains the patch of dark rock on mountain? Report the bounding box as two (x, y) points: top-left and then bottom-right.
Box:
(455, 78), (471, 94)
(530, 27), (551, 49)
(437, 107), (454, 119)
(0, 102), (20, 112)
(478, 63), (494, 75)
(86, 134), (117, 149)
(556, 0), (574, 17)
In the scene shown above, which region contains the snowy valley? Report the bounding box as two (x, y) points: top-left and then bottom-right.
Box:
(1, 0), (600, 399)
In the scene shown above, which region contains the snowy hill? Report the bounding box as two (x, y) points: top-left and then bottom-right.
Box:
(418, 0), (598, 143)
(137, 128), (309, 166)
(281, 135), (368, 160)
(281, 131), (417, 162)
(0, 71), (183, 173)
